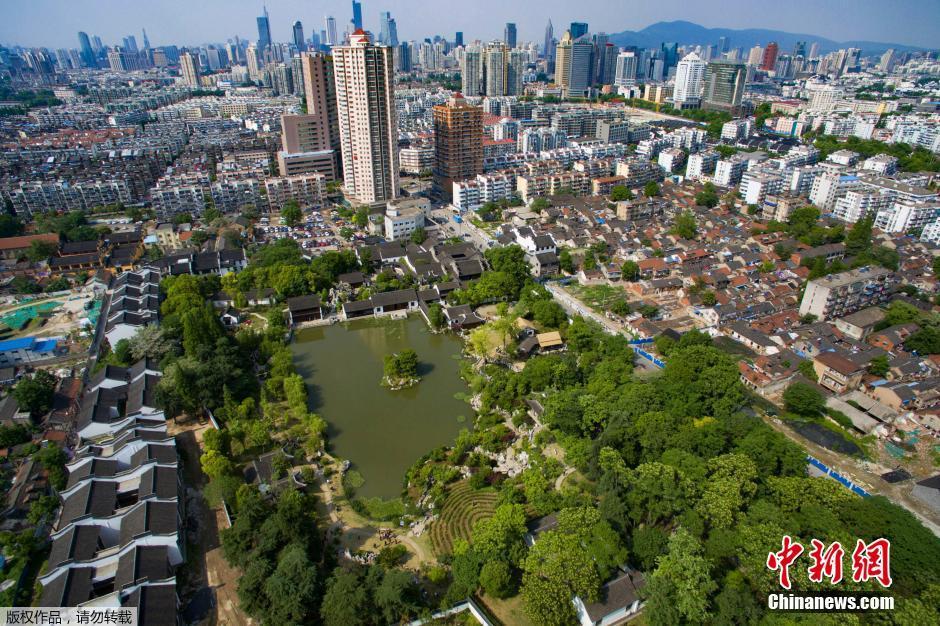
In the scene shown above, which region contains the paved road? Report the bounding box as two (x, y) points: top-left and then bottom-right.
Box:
(546, 282), (623, 336)
(431, 208), (491, 252)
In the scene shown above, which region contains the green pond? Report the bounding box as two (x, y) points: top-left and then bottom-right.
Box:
(291, 315), (470, 499)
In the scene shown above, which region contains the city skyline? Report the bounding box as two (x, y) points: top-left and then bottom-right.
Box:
(1, 0), (937, 50)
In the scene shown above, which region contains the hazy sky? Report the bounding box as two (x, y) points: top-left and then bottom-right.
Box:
(2, 0), (937, 49)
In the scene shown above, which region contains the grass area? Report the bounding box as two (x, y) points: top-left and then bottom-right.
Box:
(351, 496), (406, 521)
(428, 481), (498, 556)
(474, 593), (535, 626)
(712, 335), (757, 360)
(563, 284), (629, 313)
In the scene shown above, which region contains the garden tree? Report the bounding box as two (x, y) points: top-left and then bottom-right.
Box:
(623, 462), (692, 527)
(373, 568), (419, 623)
(320, 567), (372, 626)
(190, 229), (210, 248)
(383, 349), (419, 382)
(112, 339), (133, 365)
(878, 300), (922, 329)
(181, 304), (224, 356)
(796, 359), (818, 382)
(905, 325), (940, 355)
(631, 526), (669, 571)
(13, 370), (57, 417)
(27, 494), (59, 525)
(610, 299), (630, 316)
(44, 276), (71, 292)
(844, 214), (874, 257)
(445, 539), (484, 602)
(556, 507), (628, 580)
(471, 503), (528, 566)
(0, 424), (30, 448)
(127, 325), (175, 362)
(735, 428), (806, 477)
(203, 205), (222, 223)
(521, 528), (602, 625)
(653, 334), (676, 357)
(200, 449), (236, 480)
(237, 559), (273, 616)
(34, 444), (67, 489)
(672, 211), (698, 239)
(783, 381), (825, 416)
(660, 345), (744, 419)
(173, 212), (193, 226)
(26, 239), (57, 262)
(701, 290), (717, 306)
(281, 200), (302, 227)
(695, 453), (758, 530)
(479, 559), (514, 598)
(621, 260), (640, 281)
(263, 544), (319, 624)
(712, 570), (762, 625)
(0, 214), (24, 237)
(694, 182), (719, 208)
(610, 185), (634, 201)
(353, 207), (370, 228)
(410, 226), (427, 244)
(558, 248), (574, 274)
(530, 299), (567, 328)
(427, 303), (445, 329)
(868, 353), (890, 376)
(643, 528), (717, 626)
(933, 255), (940, 277)
(644, 181), (660, 197)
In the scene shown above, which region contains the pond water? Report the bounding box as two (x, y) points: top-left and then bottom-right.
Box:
(291, 315), (470, 499)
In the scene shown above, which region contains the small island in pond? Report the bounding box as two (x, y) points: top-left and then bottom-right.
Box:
(382, 348), (420, 390)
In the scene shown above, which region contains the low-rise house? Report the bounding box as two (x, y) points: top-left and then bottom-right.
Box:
(443, 305), (485, 330)
(573, 569), (645, 626)
(0, 337), (61, 367)
(813, 351), (865, 394)
(869, 323), (919, 353)
(834, 307), (886, 341)
(725, 321), (780, 355)
(286, 295), (323, 326)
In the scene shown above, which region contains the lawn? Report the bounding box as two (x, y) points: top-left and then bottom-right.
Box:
(564, 284), (630, 313)
(474, 593), (536, 626)
(712, 335), (757, 359)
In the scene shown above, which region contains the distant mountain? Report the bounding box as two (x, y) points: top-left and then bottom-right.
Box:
(607, 20), (925, 56)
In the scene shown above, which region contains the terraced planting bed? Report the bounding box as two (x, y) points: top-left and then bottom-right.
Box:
(428, 481), (498, 556)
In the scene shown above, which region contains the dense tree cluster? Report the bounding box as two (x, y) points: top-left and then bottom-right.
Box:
(221, 487), (325, 624)
(814, 134), (940, 173)
(13, 370), (57, 418)
(448, 316), (940, 624)
(230, 239), (359, 300)
(450, 245), (539, 306)
(382, 349), (419, 387)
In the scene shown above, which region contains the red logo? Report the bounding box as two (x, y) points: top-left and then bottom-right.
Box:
(807, 539), (844, 585)
(767, 535), (804, 590)
(767, 537), (892, 589)
(851, 538), (893, 588)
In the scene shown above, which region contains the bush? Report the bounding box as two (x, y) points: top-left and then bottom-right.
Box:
(783, 381), (825, 416)
(828, 409), (854, 431)
(479, 559), (514, 598)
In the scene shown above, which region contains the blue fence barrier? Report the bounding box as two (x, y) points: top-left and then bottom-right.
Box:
(633, 346), (665, 368)
(807, 455), (870, 497)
